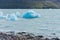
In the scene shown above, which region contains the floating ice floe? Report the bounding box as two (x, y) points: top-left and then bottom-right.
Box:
(15, 12), (20, 18)
(6, 13), (18, 21)
(0, 12), (6, 19)
(23, 10), (41, 19)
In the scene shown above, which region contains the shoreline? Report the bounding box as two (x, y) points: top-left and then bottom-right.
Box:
(0, 31), (59, 40)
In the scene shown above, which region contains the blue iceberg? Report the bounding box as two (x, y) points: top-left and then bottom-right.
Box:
(23, 10), (41, 19)
(6, 14), (18, 21)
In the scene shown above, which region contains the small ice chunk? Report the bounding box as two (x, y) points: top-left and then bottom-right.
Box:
(15, 12), (20, 18)
(23, 10), (41, 19)
(6, 13), (18, 21)
(0, 12), (5, 19)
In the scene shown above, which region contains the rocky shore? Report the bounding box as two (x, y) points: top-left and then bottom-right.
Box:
(0, 31), (59, 40)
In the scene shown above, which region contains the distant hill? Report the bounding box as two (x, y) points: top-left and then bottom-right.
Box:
(24, 0), (60, 9)
(0, 0), (60, 9)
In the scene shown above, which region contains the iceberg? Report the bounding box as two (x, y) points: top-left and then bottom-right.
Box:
(6, 13), (18, 21)
(0, 12), (6, 19)
(15, 12), (20, 18)
(23, 10), (41, 19)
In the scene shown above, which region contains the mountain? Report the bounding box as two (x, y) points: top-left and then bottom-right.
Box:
(0, 0), (60, 9)
(24, 0), (60, 9)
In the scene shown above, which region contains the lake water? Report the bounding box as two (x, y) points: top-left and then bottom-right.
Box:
(0, 9), (60, 38)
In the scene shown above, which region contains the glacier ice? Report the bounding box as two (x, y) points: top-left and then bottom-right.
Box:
(23, 10), (41, 19)
(0, 12), (19, 21)
(0, 11), (41, 21)
(15, 12), (20, 18)
(0, 12), (6, 19)
(6, 13), (18, 21)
